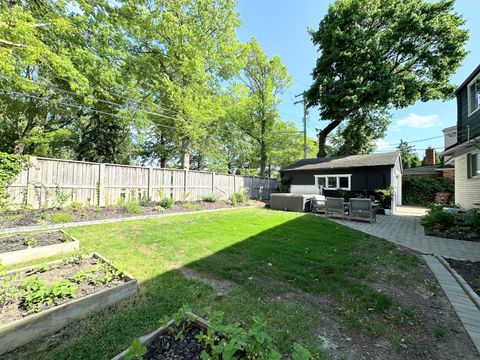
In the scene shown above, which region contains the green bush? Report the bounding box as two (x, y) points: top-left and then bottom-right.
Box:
(123, 201), (143, 215)
(50, 212), (75, 224)
(403, 176), (454, 206)
(201, 194), (219, 202)
(0, 152), (30, 211)
(421, 204), (456, 231)
(183, 203), (202, 211)
(231, 190), (248, 206)
(158, 197), (175, 209)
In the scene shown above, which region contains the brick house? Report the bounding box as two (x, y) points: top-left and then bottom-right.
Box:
(442, 65), (480, 209)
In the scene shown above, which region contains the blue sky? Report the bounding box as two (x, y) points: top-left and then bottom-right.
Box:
(236, 0), (479, 157)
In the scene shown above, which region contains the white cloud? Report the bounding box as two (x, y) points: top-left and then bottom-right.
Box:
(395, 113), (440, 129)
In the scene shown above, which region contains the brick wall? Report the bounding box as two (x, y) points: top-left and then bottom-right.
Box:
(455, 154), (480, 208)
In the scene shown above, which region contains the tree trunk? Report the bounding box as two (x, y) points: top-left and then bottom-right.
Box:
(317, 120), (341, 158)
(13, 141), (25, 155)
(181, 137), (190, 170)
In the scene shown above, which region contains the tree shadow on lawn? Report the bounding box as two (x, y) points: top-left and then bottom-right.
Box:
(5, 211), (477, 360)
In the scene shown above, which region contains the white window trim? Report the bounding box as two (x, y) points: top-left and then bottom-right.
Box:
(469, 152), (480, 179)
(467, 73), (480, 116)
(314, 174), (352, 191)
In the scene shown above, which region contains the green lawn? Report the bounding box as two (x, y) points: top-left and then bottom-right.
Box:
(6, 208), (457, 359)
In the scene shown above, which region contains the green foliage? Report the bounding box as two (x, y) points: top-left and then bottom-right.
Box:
(183, 203), (202, 211)
(292, 343), (312, 360)
(403, 176), (454, 206)
(69, 201), (83, 210)
(231, 190), (248, 206)
(0, 266), (20, 307)
(375, 187), (394, 209)
(202, 194), (219, 203)
(124, 201), (143, 215)
(50, 212), (75, 224)
(61, 232), (71, 243)
(306, 0), (468, 156)
(397, 140), (421, 169)
(27, 263), (50, 276)
(21, 276), (77, 313)
(0, 152), (30, 211)
(421, 204), (456, 231)
(23, 235), (37, 247)
(159, 198), (175, 209)
(125, 338), (147, 360)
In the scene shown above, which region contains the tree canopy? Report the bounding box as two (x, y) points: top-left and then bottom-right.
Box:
(0, 0), (311, 177)
(306, 0), (468, 157)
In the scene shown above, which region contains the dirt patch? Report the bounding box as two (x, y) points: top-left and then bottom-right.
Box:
(0, 230), (68, 253)
(0, 256), (127, 324)
(425, 226), (479, 242)
(446, 258), (480, 297)
(139, 244), (157, 255)
(180, 267), (236, 294)
(0, 200), (265, 229)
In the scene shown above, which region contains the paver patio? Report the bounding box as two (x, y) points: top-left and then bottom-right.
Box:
(329, 212), (480, 261)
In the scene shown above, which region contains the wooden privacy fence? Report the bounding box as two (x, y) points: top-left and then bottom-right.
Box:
(6, 157), (278, 209)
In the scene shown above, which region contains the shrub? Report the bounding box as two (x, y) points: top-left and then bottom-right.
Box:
(69, 201), (83, 210)
(403, 176), (454, 206)
(123, 201), (143, 215)
(50, 212), (75, 224)
(231, 190), (248, 206)
(183, 203), (202, 211)
(421, 204), (456, 231)
(0, 152), (30, 212)
(23, 236), (37, 247)
(158, 197), (175, 209)
(201, 194), (219, 203)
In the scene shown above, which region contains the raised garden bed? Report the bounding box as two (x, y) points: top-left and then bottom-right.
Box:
(0, 230), (79, 266)
(0, 200), (264, 229)
(0, 253), (137, 355)
(446, 258), (480, 297)
(113, 313), (210, 360)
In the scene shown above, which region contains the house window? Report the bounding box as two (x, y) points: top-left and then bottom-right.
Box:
(468, 76), (480, 115)
(468, 153), (480, 178)
(314, 174), (351, 190)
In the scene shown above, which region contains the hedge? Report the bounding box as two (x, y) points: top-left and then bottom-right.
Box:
(402, 176), (454, 206)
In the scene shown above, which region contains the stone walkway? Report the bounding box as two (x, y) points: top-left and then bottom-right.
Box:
(330, 214), (480, 261)
(423, 255), (480, 353)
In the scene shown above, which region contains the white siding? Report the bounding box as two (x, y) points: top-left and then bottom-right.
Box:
(455, 153), (480, 208)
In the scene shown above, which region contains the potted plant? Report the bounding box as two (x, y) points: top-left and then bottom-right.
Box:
(376, 187), (394, 215)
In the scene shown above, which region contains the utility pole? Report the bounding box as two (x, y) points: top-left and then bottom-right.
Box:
(294, 92), (308, 159)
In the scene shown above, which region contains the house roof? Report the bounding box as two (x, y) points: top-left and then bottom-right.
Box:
(455, 64), (480, 94)
(403, 164), (454, 176)
(282, 151), (400, 172)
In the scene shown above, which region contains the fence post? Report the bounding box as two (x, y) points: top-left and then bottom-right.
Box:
(184, 169), (189, 197)
(26, 157), (38, 208)
(98, 163), (105, 206)
(147, 167), (153, 201)
(211, 172), (215, 194)
(233, 175), (237, 193)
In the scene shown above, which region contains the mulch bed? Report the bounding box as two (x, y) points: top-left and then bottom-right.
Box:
(0, 200), (264, 229)
(424, 226), (479, 242)
(144, 324), (205, 360)
(446, 258), (480, 297)
(0, 231), (67, 253)
(0, 256), (126, 324)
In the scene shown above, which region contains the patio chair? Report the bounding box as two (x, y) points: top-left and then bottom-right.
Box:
(310, 195), (326, 213)
(325, 197), (348, 220)
(349, 198), (377, 223)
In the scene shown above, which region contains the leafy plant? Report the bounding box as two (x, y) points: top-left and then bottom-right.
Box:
(202, 194), (219, 203)
(0, 153), (30, 212)
(69, 201), (83, 210)
(124, 201), (143, 215)
(61, 232), (71, 242)
(159, 197), (175, 209)
(183, 203), (202, 211)
(375, 187), (394, 209)
(231, 190), (248, 206)
(54, 188), (71, 208)
(403, 176), (454, 206)
(421, 204), (456, 231)
(125, 338), (147, 360)
(292, 343), (312, 360)
(50, 212), (75, 224)
(23, 235), (37, 247)
(27, 263), (50, 275)
(21, 276), (77, 313)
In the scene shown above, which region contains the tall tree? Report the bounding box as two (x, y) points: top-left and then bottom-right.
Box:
(306, 0), (468, 157)
(397, 140), (421, 168)
(330, 108), (390, 155)
(231, 39), (292, 177)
